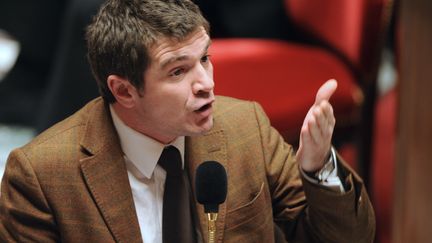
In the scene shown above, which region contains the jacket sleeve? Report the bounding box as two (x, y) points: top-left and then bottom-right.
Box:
(252, 101), (376, 243)
(0, 149), (59, 242)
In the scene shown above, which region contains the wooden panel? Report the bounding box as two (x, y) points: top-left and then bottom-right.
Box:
(393, 0), (432, 242)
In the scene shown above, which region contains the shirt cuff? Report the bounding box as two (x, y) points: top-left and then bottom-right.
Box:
(300, 147), (345, 193)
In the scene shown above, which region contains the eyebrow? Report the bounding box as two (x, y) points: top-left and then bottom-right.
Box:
(160, 39), (212, 69)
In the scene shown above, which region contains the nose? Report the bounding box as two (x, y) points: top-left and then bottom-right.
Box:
(192, 63), (214, 96)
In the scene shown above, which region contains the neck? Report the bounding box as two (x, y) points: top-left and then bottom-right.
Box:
(111, 103), (177, 144)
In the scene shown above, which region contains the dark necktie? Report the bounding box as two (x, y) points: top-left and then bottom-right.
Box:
(158, 145), (196, 243)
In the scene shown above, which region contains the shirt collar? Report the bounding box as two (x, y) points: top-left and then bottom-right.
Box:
(109, 105), (185, 179)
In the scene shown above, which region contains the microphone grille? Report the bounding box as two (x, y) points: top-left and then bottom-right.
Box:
(195, 161), (227, 213)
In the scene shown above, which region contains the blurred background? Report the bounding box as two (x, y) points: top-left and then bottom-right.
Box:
(0, 0), (431, 242)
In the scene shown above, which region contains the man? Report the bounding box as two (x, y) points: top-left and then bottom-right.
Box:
(0, 0), (375, 242)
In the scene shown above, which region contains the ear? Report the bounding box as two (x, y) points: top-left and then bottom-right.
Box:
(107, 74), (138, 109)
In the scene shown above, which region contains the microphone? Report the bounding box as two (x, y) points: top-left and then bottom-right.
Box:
(195, 161), (227, 243)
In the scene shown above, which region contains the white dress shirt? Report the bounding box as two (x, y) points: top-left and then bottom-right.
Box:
(110, 106), (185, 243)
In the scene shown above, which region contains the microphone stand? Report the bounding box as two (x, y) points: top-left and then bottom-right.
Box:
(207, 212), (218, 243)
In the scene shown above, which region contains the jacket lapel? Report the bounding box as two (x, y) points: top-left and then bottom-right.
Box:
(79, 99), (142, 243)
(186, 128), (228, 243)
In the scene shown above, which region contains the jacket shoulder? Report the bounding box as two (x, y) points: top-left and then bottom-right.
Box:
(214, 95), (269, 125)
(15, 98), (104, 167)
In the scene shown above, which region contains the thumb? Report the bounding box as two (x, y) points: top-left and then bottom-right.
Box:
(315, 79), (338, 105)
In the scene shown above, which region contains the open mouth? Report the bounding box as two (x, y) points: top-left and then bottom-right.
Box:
(196, 103), (212, 112)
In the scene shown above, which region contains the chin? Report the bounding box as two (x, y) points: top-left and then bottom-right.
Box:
(189, 117), (214, 135)
(200, 116), (214, 131)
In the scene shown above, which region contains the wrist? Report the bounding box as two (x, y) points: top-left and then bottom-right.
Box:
(304, 147), (335, 181)
(301, 147), (332, 173)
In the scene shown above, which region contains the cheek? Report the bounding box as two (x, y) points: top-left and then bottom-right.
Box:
(149, 82), (193, 115)
(159, 91), (190, 117)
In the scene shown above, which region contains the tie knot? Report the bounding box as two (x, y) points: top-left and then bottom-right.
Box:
(158, 146), (182, 175)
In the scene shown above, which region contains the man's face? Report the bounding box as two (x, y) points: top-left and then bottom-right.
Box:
(132, 27), (214, 143)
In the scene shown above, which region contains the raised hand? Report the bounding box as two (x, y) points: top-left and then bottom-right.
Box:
(296, 79), (337, 172)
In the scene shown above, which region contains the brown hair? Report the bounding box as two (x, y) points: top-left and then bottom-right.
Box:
(86, 0), (209, 103)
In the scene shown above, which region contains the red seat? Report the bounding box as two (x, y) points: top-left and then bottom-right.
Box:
(286, 0), (388, 76)
(210, 39), (361, 140)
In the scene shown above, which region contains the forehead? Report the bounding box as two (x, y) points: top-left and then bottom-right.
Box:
(149, 27), (210, 67)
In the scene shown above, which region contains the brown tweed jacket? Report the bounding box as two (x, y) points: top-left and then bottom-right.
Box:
(0, 96), (375, 243)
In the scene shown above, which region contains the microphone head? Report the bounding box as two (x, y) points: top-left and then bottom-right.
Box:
(195, 161), (227, 213)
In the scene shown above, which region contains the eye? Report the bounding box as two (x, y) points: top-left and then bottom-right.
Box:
(201, 54), (211, 63)
(170, 68), (185, 77)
